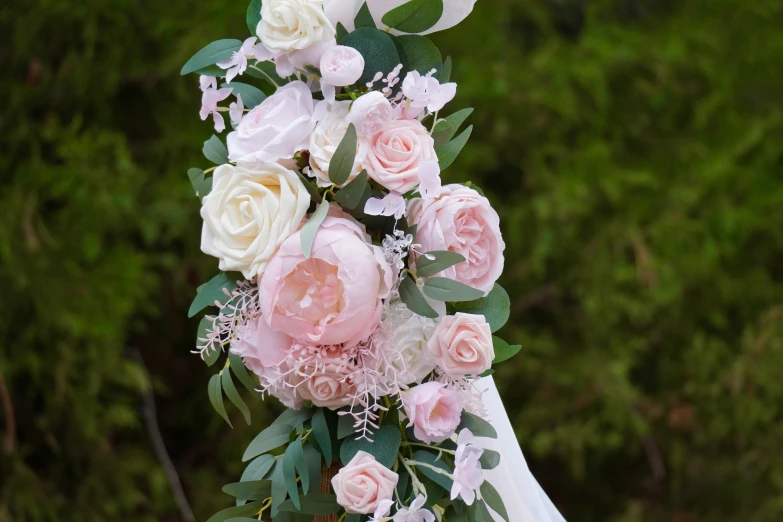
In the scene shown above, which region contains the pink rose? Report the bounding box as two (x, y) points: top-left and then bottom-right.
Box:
(402, 381), (463, 444)
(320, 45), (365, 86)
(347, 91), (393, 137)
(363, 119), (437, 193)
(332, 451), (399, 514)
(259, 211), (393, 347)
(292, 346), (357, 408)
(227, 81), (316, 163)
(429, 313), (494, 377)
(407, 184), (505, 295)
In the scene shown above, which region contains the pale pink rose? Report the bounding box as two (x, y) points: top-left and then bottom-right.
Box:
(363, 119), (437, 193)
(429, 313), (494, 377)
(347, 91), (393, 137)
(259, 212), (393, 347)
(402, 381), (463, 444)
(292, 346), (357, 408)
(332, 451), (399, 514)
(320, 45), (365, 86)
(407, 184), (505, 295)
(227, 81), (316, 163)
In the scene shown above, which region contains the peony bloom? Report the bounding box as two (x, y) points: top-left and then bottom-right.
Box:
(307, 101), (369, 187)
(320, 45), (365, 86)
(230, 315), (293, 376)
(381, 301), (438, 385)
(259, 211), (394, 347)
(428, 313), (494, 377)
(408, 184), (505, 295)
(402, 381), (463, 444)
(347, 91), (393, 137)
(323, 0), (477, 35)
(200, 163), (311, 279)
(363, 119), (437, 193)
(451, 428), (485, 505)
(227, 81), (317, 163)
(332, 451), (399, 514)
(257, 0), (336, 53)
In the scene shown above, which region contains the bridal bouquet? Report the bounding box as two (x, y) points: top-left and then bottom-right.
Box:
(183, 1), (521, 520)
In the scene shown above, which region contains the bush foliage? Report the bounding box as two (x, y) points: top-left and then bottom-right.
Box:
(2, 0), (783, 521)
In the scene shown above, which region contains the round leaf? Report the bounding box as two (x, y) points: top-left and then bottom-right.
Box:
(341, 28), (401, 86)
(340, 425), (401, 468)
(451, 283), (510, 332)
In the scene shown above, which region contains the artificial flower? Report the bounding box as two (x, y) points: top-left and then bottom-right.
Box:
(308, 100), (369, 187)
(332, 451), (399, 514)
(428, 313), (494, 377)
(228, 93), (244, 125)
(199, 87), (233, 132)
(402, 381), (463, 444)
(217, 37), (271, 83)
(363, 119), (437, 193)
(364, 192), (407, 220)
(394, 495), (436, 522)
(257, 0), (336, 53)
(381, 301), (438, 385)
(451, 428), (485, 505)
(347, 91), (393, 136)
(417, 159), (442, 198)
(320, 45), (365, 101)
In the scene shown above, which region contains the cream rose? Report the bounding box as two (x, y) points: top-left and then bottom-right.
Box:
(382, 301), (438, 385)
(332, 451), (399, 514)
(257, 0), (336, 53)
(407, 184), (505, 295)
(429, 313), (494, 377)
(200, 163), (311, 279)
(363, 119), (437, 193)
(308, 101), (369, 187)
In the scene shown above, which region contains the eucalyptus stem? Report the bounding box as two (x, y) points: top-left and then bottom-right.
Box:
(401, 442), (456, 455)
(250, 63), (280, 88)
(405, 459), (454, 479)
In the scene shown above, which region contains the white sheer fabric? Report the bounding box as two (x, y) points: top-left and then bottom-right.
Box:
(475, 377), (566, 522)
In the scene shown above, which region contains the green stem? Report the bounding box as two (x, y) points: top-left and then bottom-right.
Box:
(405, 459), (455, 479)
(250, 63), (280, 88)
(401, 442), (456, 455)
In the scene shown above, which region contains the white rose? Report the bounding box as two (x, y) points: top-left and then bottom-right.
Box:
(308, 101), (369, 187)
(257, 0), (336, 53)
(320, 45), (365, 86)
(382, 301), (438, 385)
(347, 91), (393, 137)
(200, 162), (310, 279)
(227, 81), (316, 163)
(324, 0), (476, 35)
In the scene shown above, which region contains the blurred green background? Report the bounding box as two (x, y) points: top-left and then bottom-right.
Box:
(3, 0), (783, 520)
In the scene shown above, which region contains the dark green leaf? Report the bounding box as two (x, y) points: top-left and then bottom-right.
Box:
(422, 277), (484, 302)
(225, 518), (261, 522)
(451, 283), (510, 332)
(479, 369), (495, 377)
(300, 198), (329, 258)
(197, 316), (220, 366)
(480, 481), (509, 522)
(411, 450), (453, 491)
(439, 55), (452, 83)
(229, 353), (257, 393)
(334, 170), (369, 209)
(222, 370), (251, 425)
(415, 250), (466, 278)
(382, 0), (443, 33)
(340, 425), (401, 468)
(296, 170), (322, 203)
(479, 449), (500, 470)
(222, 480), (272, 500)
(341, 28), (401, 86)
(194, 64), (228, 76)
(239, 455), (276, 504)
(272, 408), (314, 429)
(221, 82), (266, 109)
(188, 168), (205, 196)
(282, 440), (301, 509)
(246, 0), (262, 35)
(394, 35), (442, 76)
(206, 502), (262, 522)
(400, 276), (439, 318)
(445, 505), (469, 522)
(209, 373), (232, 427)
(346, 515), (362, 522)
(303, 444), (323, 494)
(328, 123), (357, 186)
(270, 460), (287, 517)
(181, 39), (242, 75)
(203, 134), (229, 165)
(243, 423), (294, 461)
(311, 408), (333, 464)
(434, 108), (473, 142)
(437, 124), (473, 171)
(188, 272), (240, 318)
(278, 493), (341, 515)
(354, 2), (376, 28)
(458, 412), (497, 439)
(337, 412), (357, 439)
(336, 22), (348, 41)
(492, 336), (522, 364)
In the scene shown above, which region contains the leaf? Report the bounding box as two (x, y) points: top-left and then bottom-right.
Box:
(270, 460), (287, 517)
(209, 373), (232, 427)
(278, 493), (341, 515)
(341, 28), (401, 86)
(394, 35), (442, 78)
(311, 408), (333, 464)
(203, 134), (229, 165)
(296, 170), (322, 203)
(303, 444), (323, 494)
(246, 0), (262, 35)
(382, 0), (444, 33)
(229, 353), (257, 393)
(354, 2), (376, 29)
(221, 82), (266, 109)
(197, 316), (220, 366)
(451, 283), (510, 333)
(299, 198), (329, 258)
(334, 170), (369, 209)
(439, 55), (452, 83)
(468, 501), (494, 522)
(411, 450), (453, 491)
(243, 423), (294, 461)
(282, 440), (301, 509)
(340, 425), (401, 468)
(492, 336), (522, 364)
(346, 515), (363, 522)
(458, 412), (497, 439)
(199, 176), (214, 201)
(188, 168), (205, 196)
(336, 22), (349, 41)
(222, 370), (251, 425)
(273, 408), (314, 429)
(480, 481), (509, 522)
(422, 277), (484, 302)
(206, 502), (262, 522)
(399, 276), (439, 318)
(225, 519), (260, 522)
(415, 250), (466, 278)
(437, 124), (473, 171)
(238, 455), (276, 504)
(479, 449), (500, 470)
(337, 413), (357, 439)
(328, 123), (358, 186)
(433, 108), (473, 144)
(245, 61), (289, 86)
(222, 480), (272, 500)
(188, 272), (241, 318)
(445, 505), (469, 522)
(181, 39), (242, 75)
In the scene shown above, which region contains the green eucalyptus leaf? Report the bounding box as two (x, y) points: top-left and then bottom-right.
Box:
(415, 250), (466, 278)
(433, 108), (473, 142)
(439, 55), (452, 83)
(492, 336), (522, 364)
(270, 460), (287, 517)
(340, 425), (400, 468)
(246, 61), (289, 86)
(199, 176), (214, 201)
(197, 316), (220, 366)
(422, 277), (484, 302)
(354, 2), (376, 28)
(181, 39), (242, 75)
(222, 480), (272, 500)
(382, 0), (443, 33)
(203, 134), (229, 165)
(480, 481), (509, 522)
(300, 198), (329, 258)
(208, 373), (232, 427)
(328, 123), (357, 186)
(282, 440), (301, 509)
(311, 408), (333, 464)
(336, 22), (349, 41)
(337, 412), (357, 439)
(272, 407), (314, 428)
(437, 124), (473, 171)
(188, 272), (240, 318)
(246, 0), (262, 35)
(341, 28), (401, 85)
(296, 170), (322, 203)
(468, 501), (494, 522)
(451, 283), (510, 332)
(479, 449), (500, 470)
(400, 276), (439, 318)
(229, 353), (257, 393)
(188, 168), (205, 196)
(243, 423), (294, 461)
(221, 82), (266, 109)
(394, 34), (442, 76)
(457, 412), (497, 439)
(206, 502), (262, 522)
(411, 450), (453, 491)
(238, 455), (276, 505)
(222, 370), (251, 425)
(334, 170), (369, 209)
(278, 492), (341, 515)
(303, 444), (323, 493)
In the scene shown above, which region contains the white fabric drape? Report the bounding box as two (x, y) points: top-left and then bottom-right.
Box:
(475, 377), (566, 522)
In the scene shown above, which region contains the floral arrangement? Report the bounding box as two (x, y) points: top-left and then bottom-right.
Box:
(183, 1), (521, 521)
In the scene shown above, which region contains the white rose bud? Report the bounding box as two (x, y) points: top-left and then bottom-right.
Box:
(320, 45), (365, 86)
(346, 91), (392, 137)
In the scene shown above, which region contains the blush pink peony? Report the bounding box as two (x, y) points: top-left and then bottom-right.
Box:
(259, 210), (393, 347)
(402, 381), (463, 444)
(407, 184), (505, 295)
(363, 119), (437, 193)
(332, 451), (399, 514)
(428, 313), (494, 377)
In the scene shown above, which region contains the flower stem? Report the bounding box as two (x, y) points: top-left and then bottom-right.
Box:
(401, 442), (456, 455)
(405, 459), (455, 479)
